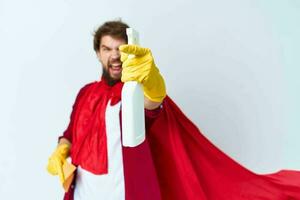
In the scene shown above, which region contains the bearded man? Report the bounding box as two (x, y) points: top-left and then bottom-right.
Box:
(47, 20), (300, 200)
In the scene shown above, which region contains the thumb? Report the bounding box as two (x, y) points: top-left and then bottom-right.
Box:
(120, 52), (128, 63)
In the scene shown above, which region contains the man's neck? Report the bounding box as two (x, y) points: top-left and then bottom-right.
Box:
(101, 75), (121, 86)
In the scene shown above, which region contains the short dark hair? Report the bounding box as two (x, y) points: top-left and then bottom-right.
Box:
(93, 20), (129, 52)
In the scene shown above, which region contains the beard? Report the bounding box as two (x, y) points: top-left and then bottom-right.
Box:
(101, 65), (121, 86)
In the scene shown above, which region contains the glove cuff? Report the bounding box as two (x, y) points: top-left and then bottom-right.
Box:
(143, 72), (166, 102)
(56, 143), (70, 159)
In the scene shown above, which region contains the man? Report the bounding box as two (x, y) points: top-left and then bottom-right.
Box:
(47, 20), (300, 200)
(47, 21), (164, 200)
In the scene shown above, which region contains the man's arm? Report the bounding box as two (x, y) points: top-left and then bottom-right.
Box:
(144, 96), (162, 110)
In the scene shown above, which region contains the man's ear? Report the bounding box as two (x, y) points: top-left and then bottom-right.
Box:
(96, 50), (101, 61)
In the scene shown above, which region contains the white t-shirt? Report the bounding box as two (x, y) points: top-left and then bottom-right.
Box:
(74, 100), (125, 200)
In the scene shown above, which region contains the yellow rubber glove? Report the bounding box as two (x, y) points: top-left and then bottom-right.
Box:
(47, 143), (70, 183)
(119, 44), (166, 102)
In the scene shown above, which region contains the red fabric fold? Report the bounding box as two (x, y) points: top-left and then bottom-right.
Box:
(67, 77), (123, 174)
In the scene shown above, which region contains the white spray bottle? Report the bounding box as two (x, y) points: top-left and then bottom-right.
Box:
(121, 28), (145, 147)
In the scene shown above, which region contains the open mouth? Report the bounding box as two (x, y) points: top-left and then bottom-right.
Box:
(109, 63), (122, 75)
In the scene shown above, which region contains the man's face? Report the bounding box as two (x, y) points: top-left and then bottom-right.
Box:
(96, 35), (126, 83)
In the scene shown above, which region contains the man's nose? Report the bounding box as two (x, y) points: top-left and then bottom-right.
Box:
(111, 49), (121, 59)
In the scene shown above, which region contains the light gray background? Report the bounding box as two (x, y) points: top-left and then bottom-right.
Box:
(0, 0), (299, 199)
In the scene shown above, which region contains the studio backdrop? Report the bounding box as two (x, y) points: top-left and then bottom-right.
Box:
(0, 0), (299, 199)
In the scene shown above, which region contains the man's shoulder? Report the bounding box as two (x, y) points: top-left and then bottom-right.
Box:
(80, 81), (98, 90)
(76, 81), (98, 97)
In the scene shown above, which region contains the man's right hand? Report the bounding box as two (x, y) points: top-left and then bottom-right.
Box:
(47, 143), (70, 183)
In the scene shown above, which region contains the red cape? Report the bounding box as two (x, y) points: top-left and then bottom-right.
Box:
(63, 92), (300, 199)
(147, 96), (300, 199)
